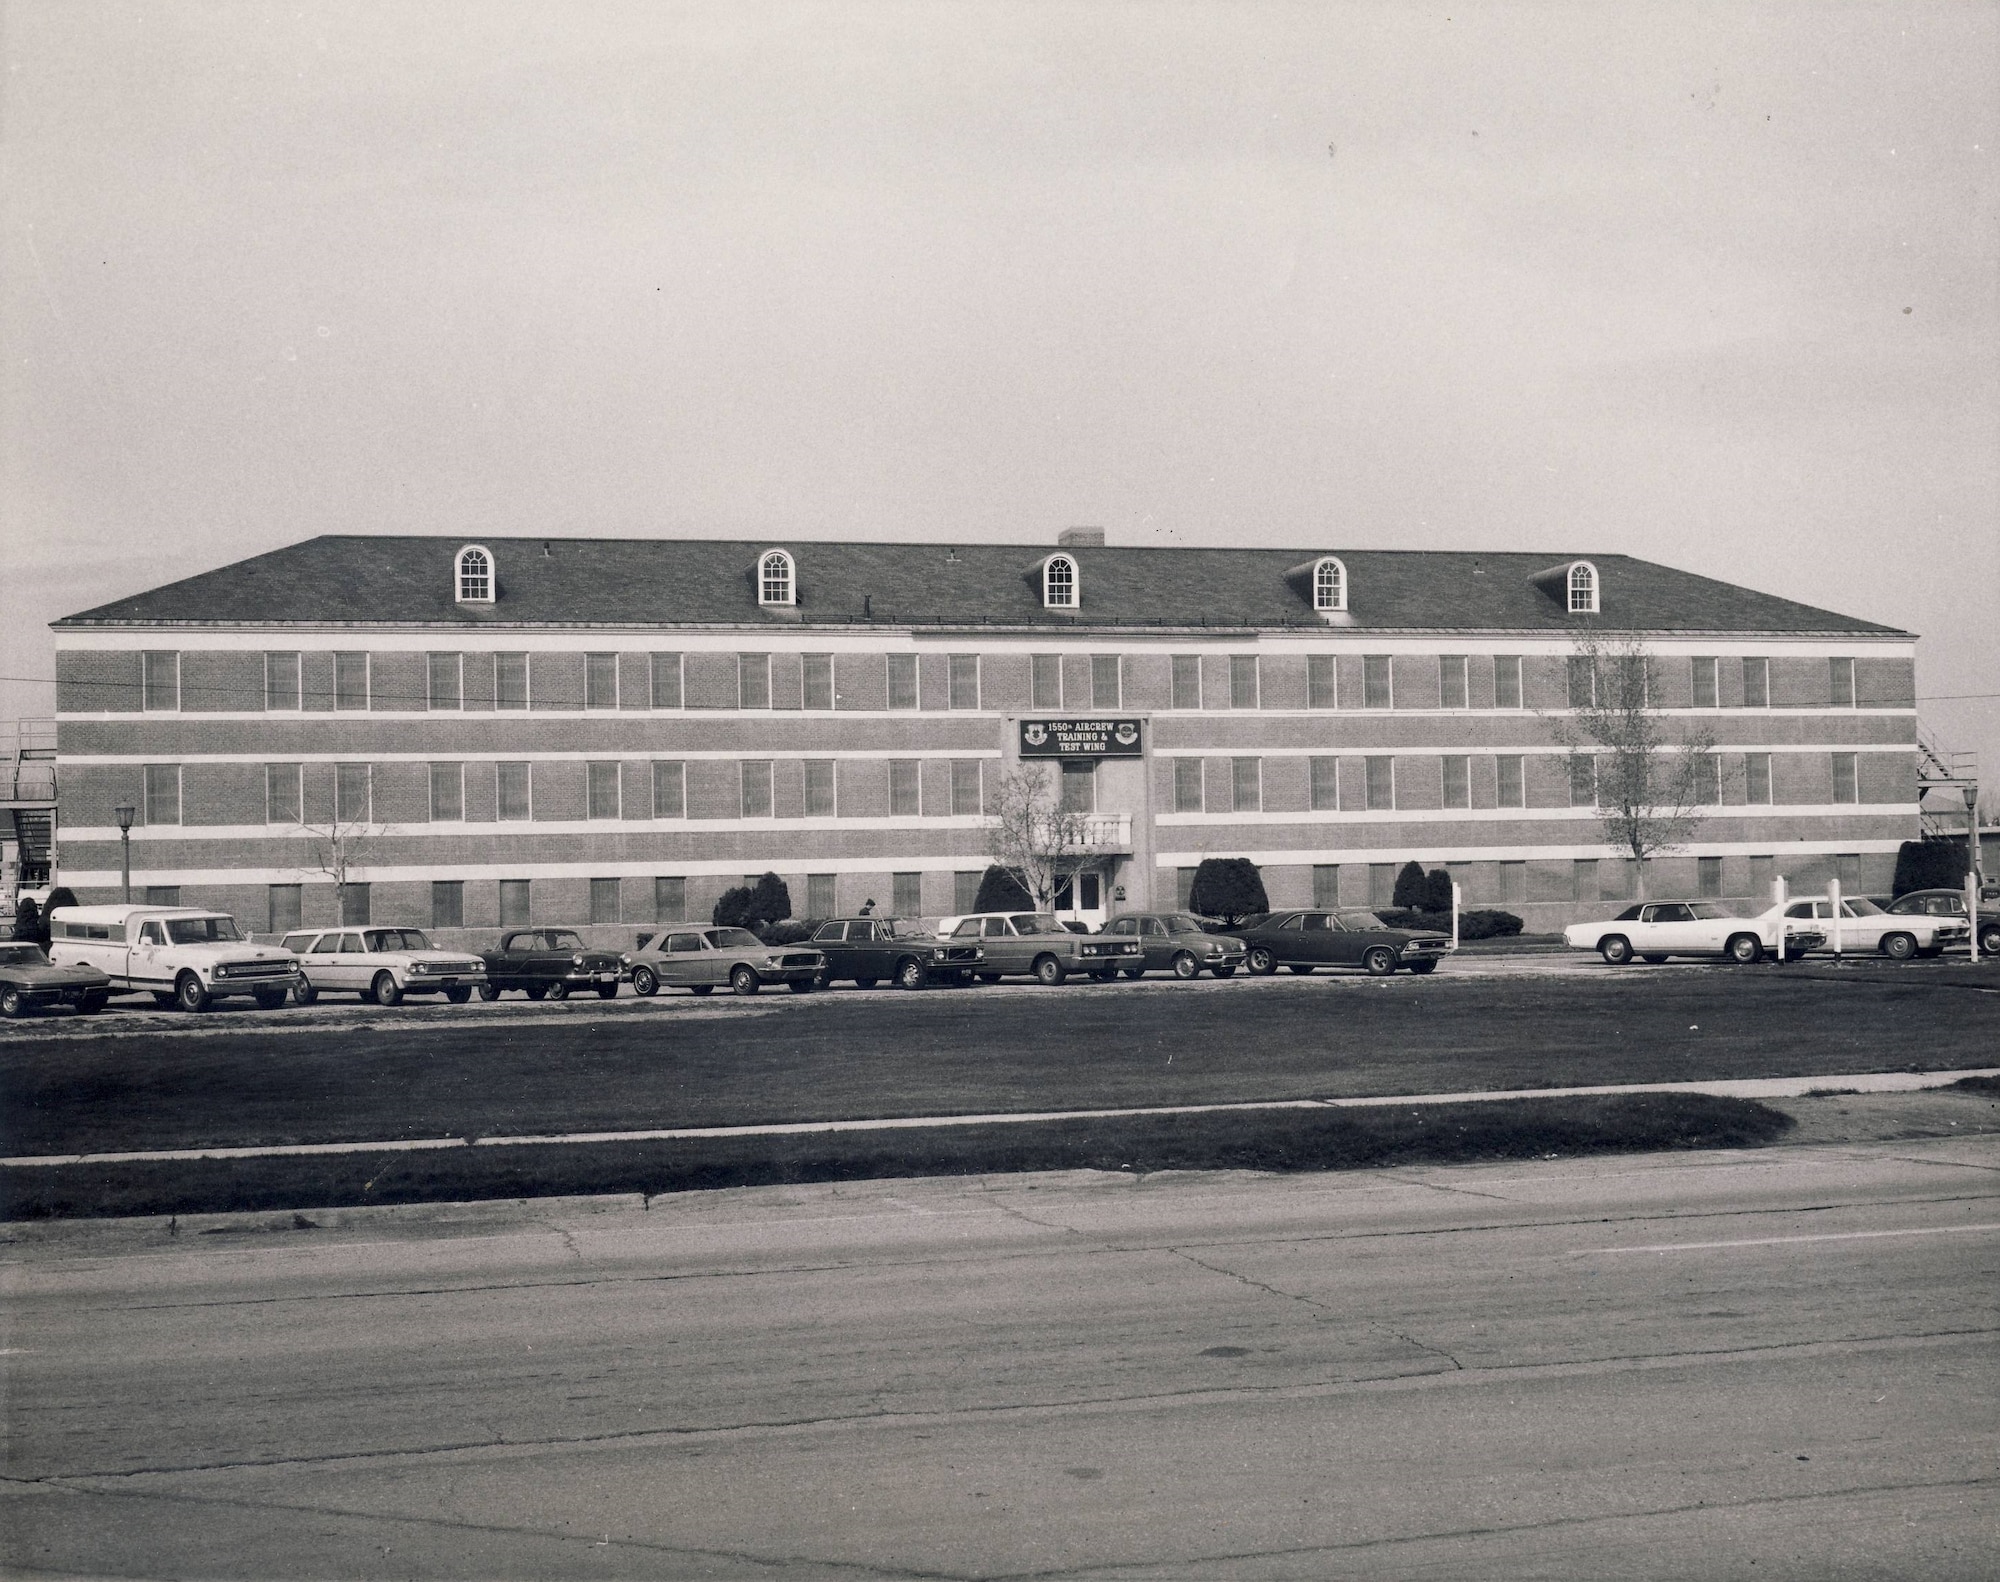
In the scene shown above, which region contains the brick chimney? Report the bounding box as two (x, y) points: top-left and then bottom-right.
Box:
(1057, 528), (1105, 547)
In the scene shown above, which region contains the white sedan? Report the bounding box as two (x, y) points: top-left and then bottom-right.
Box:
(1563, 901), (1825, 965)
(1779, 897), (1967, 960)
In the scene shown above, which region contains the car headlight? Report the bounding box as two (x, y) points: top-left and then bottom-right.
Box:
(571, 953), (586, 966)
(212, 963), (233, 979)
(620, 952), (633, 965)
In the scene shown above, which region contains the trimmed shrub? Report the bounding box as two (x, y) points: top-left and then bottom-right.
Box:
(13, 898), (43, 949)
(1374, 907), (1525, 941)
(758, 920), (816, 945)
(971, 865), (1035, 913)
(1392, 860), (1429, 910)
(714, 871), (792, 931)
(1893, 838), (1969, 897)
(1190, 858), (1269, 926)
(1422, 867), (1455, 914)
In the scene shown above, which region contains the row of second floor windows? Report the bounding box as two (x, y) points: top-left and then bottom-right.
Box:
(113, 649), (1894, 715)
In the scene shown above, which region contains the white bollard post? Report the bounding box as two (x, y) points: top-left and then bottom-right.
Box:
(1828, 876), (1843, 958)
(1772, 874), (1787, 959)
(1451, 881), (1462, 952)
(1970, 872), (1982, 965)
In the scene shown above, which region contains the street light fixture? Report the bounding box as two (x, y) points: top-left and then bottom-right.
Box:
(115, 804), (135, 903)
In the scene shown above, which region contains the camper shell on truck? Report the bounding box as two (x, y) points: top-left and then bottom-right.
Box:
(47, 905), (301, 1012)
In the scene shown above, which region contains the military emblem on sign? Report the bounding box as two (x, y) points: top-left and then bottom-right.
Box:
(1113, 722), (1139, 746)
(1023, 723), (1048, 746)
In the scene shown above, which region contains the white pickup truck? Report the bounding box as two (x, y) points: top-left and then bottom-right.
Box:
(48, 904), (302, 1011)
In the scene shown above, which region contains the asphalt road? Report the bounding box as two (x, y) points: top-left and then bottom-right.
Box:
(4, 1137), (1995, 1579)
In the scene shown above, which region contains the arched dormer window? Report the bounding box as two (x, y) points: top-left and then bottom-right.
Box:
(758, 549), (795, 607)
(1567, 561), (1599, 614)
(1312, 557), (1347, 613)
(455, 545), (494, 604)
(1042, 553), (1077, 610)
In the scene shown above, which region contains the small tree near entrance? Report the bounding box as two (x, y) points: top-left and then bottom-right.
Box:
(1188, 858), (1269, 926)
(1545, 633), (1719, 900)
(986, 764), (1096, 910)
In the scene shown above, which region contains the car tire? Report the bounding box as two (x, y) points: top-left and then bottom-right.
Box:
(1286, 964), (1315, 976)
(253, 987), (289, 1010)
(372, 972), (402, 1007)
(1726, 933), (1763, 965)
(1211, 964), (1237, 978)
(595, 982), (618, 999)
(1033, 954), (1066, 986)
(787, 977), (816, 993)
(524, 985), (548, 1001)
(444, 986), (473, 1004)
(1122, 965), (1146, 980)
(812, 968), (832, 991)
(1170, 951), (1200, 980)
(1982, 923), (2000, 956)
(1246, 947), (1278, 976)
(1407, 959), (1438, 974)
(544, 982), (569, 1001)
(152, 992), (177, 1008)
(293, 981), (318, 1006)
(731, 965), (760, 996)
(79, 988), (110, 1013)
(631, 966), (659, 997)
(1599, 935), (1633, 965)
(977, 972), (1003, 984)
(855, 976), (878, 991)
(477, 983), (502, 1001)
(175, 972), (210, 1013)
(1641, 954), (1669, 964)
(895, 958), (927, 991)
(1362, 946), (1397, 977)
(0, 987), (24, 1019)
(688, 984), (713, 996)
(1880, 932), (1918, 962)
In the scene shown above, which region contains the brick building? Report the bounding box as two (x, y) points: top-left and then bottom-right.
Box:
(49, 533), (1918, 935)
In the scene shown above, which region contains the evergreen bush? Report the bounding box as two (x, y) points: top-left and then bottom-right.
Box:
(1189, 858), (1269, 926)
(1392, 860), (1429, 910)
(971, 865), (1035, 913)
(1422, 868), (1455, 914)
(713, 872), (792, 931)
(1892, 838), (1968, 897)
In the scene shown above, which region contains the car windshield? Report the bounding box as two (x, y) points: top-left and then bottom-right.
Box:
(0, 944), (47, 966)
(1335, 912), (1389, 931)
(544, 930), (586, 949)
(165, 917), (242, 944)
(707, 928), (763, 949)
(1166, 915), (1207, 934)
(365, 929), (432, 952)
(1009, 915), (1060, 935)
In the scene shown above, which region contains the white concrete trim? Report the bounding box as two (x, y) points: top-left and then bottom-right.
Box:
(57, 748), (1006, 766)
(62, 814), (996, 842)
(1152, 838), (1910, 866)
(55, 856), (1007, 887)
(1157, 802), (1913, 828)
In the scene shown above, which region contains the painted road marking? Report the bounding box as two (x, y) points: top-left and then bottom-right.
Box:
(1585, 1224), (2000, 1255)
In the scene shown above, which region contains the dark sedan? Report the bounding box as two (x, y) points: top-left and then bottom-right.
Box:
(808, 918), (985, 990)
(1231, 909), (1451, 977)
(1099, 912), (1246, 978)
(478, 928), (625, 1000)
(0, 941), (112, 1017)
(1877, 888), (2000, 957)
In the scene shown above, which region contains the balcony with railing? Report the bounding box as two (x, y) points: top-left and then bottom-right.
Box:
(1072, 812), (1132, 852)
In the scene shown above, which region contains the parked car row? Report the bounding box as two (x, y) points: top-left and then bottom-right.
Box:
(1561, 896), (1972, 964)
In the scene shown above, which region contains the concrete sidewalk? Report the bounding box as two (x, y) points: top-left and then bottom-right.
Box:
(8, 1066), (1994, 1170)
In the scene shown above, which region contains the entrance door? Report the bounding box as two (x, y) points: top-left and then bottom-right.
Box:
(1055, 870), (1107, 932)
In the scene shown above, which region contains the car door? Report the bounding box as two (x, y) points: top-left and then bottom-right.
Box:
(295, 931), (334, 990)
(1296, 912), (1347, 965)
(655, 931), (701, 987)
(1641, 904), (1700, 952)
(130, 920), (171, 990)
(811, 922), (850, 979)
(984, 916), (1030, 974)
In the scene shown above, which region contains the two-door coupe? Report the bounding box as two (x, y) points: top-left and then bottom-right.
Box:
(1232, 910), (1450, 977)
(1099, 912), (1246, 978)
(0, 941), (112, 1018)
(1562, 901), (1824, 964)
(625, 927), (824, 996)
(808, 918), (984, 990)
(478, 929), (625, 1000)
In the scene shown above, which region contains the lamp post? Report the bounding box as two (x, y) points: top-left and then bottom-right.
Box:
(1967, 785), (1982, 965)
(115, 804), (135, 902)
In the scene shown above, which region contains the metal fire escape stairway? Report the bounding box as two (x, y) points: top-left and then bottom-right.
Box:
(4, 720), (57, 889)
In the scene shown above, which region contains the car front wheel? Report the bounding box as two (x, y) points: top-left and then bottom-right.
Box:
(0, 987), (24, 1019)
(372, 972), (402, 1007)
(631, 965), (659, 997)
(1171, 951), (1200, 979)
(477, 983), (502, 1001)
(1033, 955), (1066, 986)
(175, 973), (210, 1013)
(1599, 935), (1633, 965)
(1981, 923), (2000, 955)
(730, 965), (760, 996)
(1246, 947), (1277, 976)
(293, 981), (319, 1006)
(1121, 965), (1146, 980)
(1726, 933), (1763, 964)
(544, 981), (569, 1001)
(895, 958), (927, 991)
(1362, 946), (1397, 977)
(1880, 932), (1917, 961)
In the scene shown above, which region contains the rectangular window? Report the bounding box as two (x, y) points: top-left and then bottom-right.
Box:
(1691, 657), (1719, 709)
(1831, 752), (1858, 804)
(1748, 854), (1774, 900)
(1229, 655), (1260, 709)
(497, 762), (531, 821)
(494, 653), (528, 710)
(334, 651), (370, 711)
(143, 885), (181, 907)
(738, 654), (770, 710)
(889, 759), (921, 817)
(650, 653), (683, 709)
(887, 653), (919, 710)
(1442, 755), (1470, 809)
(949, 654), (981, 710)
(340, 883), (370, 926)
(1369, 864), (1395, 907)
(1569, 755), (1597, 807)
(1177, 867), (1197, 910)
(1173, 758), (1204, 813)
(804, 873), (837, 917)
(740, 760), (773, 818)
(1693, 753), (1721, 805)
(268, 884), (303, 934)
(1439, 656), (1468, 710)
(1060, 762), (1095, 813)
(1745, 752), (1772, 805)
(1567, 655), (1595, 710)
(1313, 865), (1341, 909)
(1310, 756), (1339, 811)
(585, 653), (619, 709)
(802, 654), (834, 710)
(589, 878), (620, 924)
(500, 879), (531, 927)
(955, 871), (982, 913)
(804, 759), (836, 816)
(335, 762), (372, 823)
(1365, 756), (1393, 811)
(1697, 856), (1723, 898)
(141, 651), (179, 712)
(1500, 861), (1526, 905)
(893, 872), (922, 916)
(429, 762), (464, 821)
(1307, 654), (1337, 709)
(1032, 654), (1063, 709)
(1571, 859), (1597, 903)
(431, 880), (464, 929)
(1090, 655), (1121, 710)
(1742, 657), (1770, 709)
(427, 653), (463, 710)
(1496, 755), (1524, 808)
(1363, 655), (1391, 709)
(1835, 853), (1862, 891)
(950, 759), (982, 816)
(266, 763), (302, 825)
(1493, 655), (1522, 710)
(1170, 654), (1202, 710)
(652, 760), (685, 819)
(265, 652), (301, 711)
(654, 877), (687, 923)
(1829, 657), (1855, 709)
(587, 762), (621, 819)
(1230, 758), (1261, 813)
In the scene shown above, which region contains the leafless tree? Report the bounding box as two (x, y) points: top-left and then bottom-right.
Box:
(1544, 633), (1721, 900)
(294, 813), (376, 923)
(986, 764), (1095, 910)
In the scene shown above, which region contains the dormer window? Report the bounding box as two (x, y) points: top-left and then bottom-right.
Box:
(758, 549), (795, 607)
(455, 545), (494, 604)
(1567, 561), (1599, 613)
(1312, 557), (1347, 613)
(1043, 554), (1077, 609)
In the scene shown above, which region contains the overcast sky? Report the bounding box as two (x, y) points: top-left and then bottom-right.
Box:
(4, 2), (1995, 803)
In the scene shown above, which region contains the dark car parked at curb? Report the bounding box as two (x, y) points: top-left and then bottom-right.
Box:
(478, 928), (624, 1000)
(809, 918), (986, 990)
(0, 941), (112, 1018)
(944, 913), (1143, 983)
(1230, 909), (1452, 977)
(1099, 912), (1247, 978)
(1876, 888), (2000, 957)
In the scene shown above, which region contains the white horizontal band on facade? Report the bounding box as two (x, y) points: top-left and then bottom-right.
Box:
(1151, 839), (1910, 867)
(62, 814), (998, 842)
(1155, 801), (1912, 827)
(57, 748), (1007, 766)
